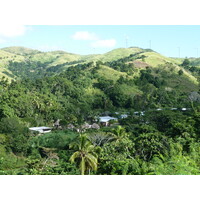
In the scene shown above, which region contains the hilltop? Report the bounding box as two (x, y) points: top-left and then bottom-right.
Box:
(0, 46), (199, 91)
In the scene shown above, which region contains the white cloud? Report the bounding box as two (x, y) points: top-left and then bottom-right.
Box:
(91, 39), (116, 48)
(0, 25), (27, 38)
(72, 31), (98, 40)
(72, 31), (117, 49)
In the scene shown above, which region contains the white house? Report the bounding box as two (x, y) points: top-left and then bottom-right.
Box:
(29, 126), (52, 134)
(120, 114), (128, 119)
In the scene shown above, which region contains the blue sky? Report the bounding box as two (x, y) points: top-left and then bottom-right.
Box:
(0, 25), (200, 57)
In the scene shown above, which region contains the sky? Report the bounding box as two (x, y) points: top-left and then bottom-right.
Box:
(0, 25), (200, 58)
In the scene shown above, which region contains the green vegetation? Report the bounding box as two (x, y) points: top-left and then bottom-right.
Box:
(0, 46), (199, 175)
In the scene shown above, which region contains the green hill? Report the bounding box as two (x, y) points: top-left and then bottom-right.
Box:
(97, 47), (144, 62)
(0, 46), (199, 90)
(29, 51), (82, 64)
(139, 51), (181, 67)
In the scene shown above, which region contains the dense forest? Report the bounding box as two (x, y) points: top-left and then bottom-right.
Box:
(0, 46), (199, 175)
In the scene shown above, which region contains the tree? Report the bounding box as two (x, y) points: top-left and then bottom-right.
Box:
(178, 69), (184, 76)
(97, 127), (135, 175)
(0, 117), (29, 154)
(181, 58), (190, 69)
(88, 132), (114, 147)
(135, 132), (170, 161)
(111, 125), (128, 142)
(69, 135), (99, 175)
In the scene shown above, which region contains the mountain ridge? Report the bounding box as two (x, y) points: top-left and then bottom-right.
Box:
(0, 46), (199, 88)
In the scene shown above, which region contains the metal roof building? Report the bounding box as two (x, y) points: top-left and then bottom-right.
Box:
(99, 116), (118, 122)
(29, 126), (52, 133)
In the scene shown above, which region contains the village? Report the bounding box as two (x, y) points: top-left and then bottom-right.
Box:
(29, 107), (191, 135)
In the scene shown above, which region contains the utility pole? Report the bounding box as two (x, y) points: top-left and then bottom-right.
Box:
(124, 34), (130, 48)
(149, 40), (151, 49)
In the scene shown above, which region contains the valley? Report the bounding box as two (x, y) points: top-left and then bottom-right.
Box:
(0, 46), (199, 175)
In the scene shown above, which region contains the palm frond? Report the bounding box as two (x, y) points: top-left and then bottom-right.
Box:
(69, 151), (80, 163)
(85, 154), (98, 172)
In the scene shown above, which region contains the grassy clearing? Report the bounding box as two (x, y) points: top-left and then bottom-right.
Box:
(119, 84), (142, 96)
(97, 65), (127, 81)
(140, 52), (180, 67)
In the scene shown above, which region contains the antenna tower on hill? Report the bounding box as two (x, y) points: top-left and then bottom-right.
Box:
(149, 40), (151, 49)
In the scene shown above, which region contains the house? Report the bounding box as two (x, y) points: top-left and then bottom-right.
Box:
(53, 119), (62, 129)
(99, 116), (118, 126)
(119, 114), (128, 119)
(29, 126), (52, 134)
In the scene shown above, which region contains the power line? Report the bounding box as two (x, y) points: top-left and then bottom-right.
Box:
(125, 35), (129, 48)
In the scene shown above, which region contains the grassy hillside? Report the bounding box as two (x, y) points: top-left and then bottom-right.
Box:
(139, 51), (182, 67)
(0, 46), (199, 91)
(0, 49), (25, 64)
(78, 47), (143, 63)
(98, 47), (143, 62)
(0, 50), (25, 80)
(30, 51), (82, 65)
(97, 65), (128, 81)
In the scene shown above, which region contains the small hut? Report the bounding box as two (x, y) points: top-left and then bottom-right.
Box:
(67, 123), (75, 130)
(91, 123), (100, 129)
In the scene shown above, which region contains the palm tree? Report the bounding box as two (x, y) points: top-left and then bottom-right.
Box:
(111, 126), (134, 158)
(69, 134), (98, 175)
(112, 126), (127, 142)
